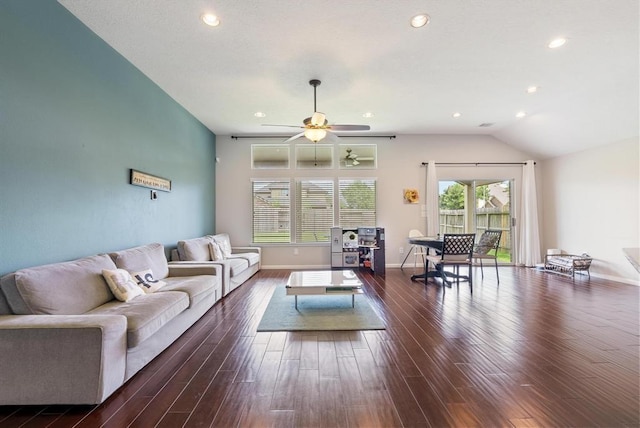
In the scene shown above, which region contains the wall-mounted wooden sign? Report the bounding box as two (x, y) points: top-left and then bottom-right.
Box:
(130, 169), (171, 192)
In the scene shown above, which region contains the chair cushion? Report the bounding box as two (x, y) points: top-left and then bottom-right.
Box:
(87, 291), (189, 348)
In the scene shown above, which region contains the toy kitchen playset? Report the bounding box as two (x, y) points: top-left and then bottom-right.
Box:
(330, 227), (385, 274)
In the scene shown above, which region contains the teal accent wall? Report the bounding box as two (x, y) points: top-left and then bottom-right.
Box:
(0, 1), (216, 275)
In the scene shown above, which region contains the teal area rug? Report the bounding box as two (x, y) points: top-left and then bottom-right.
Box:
(256, 286), (386, 332)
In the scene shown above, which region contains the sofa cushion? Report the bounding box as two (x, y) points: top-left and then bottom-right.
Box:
(178, 236), (213, 262)
(225, 257), (249, 276)
(110, 243), (169, 280)
(213, 234), (232, 258)
(161, 276), (216, 307)
(0, 288), (12, 315)
(102, 269), (144, 302)
(227, 252), (260, 267)
(87, 291), (189, 348)
(11, 254), (116, 315)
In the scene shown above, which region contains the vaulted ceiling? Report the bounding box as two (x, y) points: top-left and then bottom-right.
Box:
(59, 0), (638, 159)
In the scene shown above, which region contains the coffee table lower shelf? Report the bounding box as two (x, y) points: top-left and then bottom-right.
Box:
(286, 286), (364, 308)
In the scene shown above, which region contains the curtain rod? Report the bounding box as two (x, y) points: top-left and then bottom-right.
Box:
(230, 135), (396, 140)
(421, 161), (536, 166)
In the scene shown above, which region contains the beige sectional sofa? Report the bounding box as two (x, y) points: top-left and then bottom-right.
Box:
(170, 233), (261, 297)
(0, 243), (221, 405)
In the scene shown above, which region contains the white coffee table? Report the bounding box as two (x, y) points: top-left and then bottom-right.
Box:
(286, 270), (363, 309)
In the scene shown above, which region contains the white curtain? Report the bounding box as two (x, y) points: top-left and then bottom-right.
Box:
(517, 160), (542, 266)
(425, 160), (439, 237)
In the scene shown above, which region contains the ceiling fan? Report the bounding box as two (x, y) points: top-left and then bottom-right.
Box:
(263, 79), (370, 143)
(344, 148), (374, 166)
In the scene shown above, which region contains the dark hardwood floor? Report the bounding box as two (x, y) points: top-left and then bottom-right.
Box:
(1, 267), (638, 427)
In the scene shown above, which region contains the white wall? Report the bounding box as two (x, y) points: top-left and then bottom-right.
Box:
(215, 134), (534, 269)
(540, 138), (639, 285)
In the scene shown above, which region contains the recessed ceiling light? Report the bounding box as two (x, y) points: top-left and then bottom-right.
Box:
(526, 86), (539, 94)
(452, 112), (461, 118)
(362, 112), (374, 118)
(410, 14), (430, 28)
(516, 111), (526, 118)
(254, 112), (266, 118)
(201, 14), (220, 27)
(548, 37), (566, 49)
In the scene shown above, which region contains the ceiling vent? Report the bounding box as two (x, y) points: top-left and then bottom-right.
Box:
(478, 122), (495, 127)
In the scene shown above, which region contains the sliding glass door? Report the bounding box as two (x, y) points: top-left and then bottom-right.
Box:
(439, 179), (513, 263)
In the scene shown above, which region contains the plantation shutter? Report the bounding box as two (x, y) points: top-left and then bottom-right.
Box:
(252, 179), (291, 243)
(296, 179), (334, 243)
(339, 178), (377, 228)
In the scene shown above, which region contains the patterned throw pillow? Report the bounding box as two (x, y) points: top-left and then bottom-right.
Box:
(209, 242), (225, 261)
(130, 268), (167, 293)
(102, 269), (145, 302)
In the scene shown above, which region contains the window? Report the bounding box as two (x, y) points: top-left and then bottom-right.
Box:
(339, 179), (376, 228)
(252, 179), (291, 243)
(251, 144), (290, 169)
(296, 179), (334, 242)
(295, 144), (333, 169)
(338, 144), (377, 169)
(438, 179), (513, 263)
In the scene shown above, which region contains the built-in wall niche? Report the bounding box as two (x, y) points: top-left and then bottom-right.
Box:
(295, 144), (333, 169)
(339, 144), (377, 169)
(251, 144), (290, 169)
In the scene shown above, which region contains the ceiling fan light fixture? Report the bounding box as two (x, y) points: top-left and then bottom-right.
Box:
(310, 112), (326, 126)
(548, 37), (566, 49)
(410, 14), (430, 28)
(201, 14), (220, 27)
(304, 128), (327, 143)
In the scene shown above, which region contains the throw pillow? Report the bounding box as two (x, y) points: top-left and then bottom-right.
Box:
(102, 269), (145, 302)
(209, 241), (225, 261)
(216, 237), (232, 258)
(131, 268), (167, 293)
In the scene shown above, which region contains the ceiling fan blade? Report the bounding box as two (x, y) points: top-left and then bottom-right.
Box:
(328, 124), (371, 131)
(262, 124), (304, 129)
(310, 112), (326, 126)
(283, 131), (305, 143)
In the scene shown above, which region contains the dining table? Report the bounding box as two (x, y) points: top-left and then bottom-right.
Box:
(408, 236), (443, 282)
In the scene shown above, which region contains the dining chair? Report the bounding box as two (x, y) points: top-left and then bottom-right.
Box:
(473, 230), (502, 283)
(425, 233), (476, 292)
(400, 229), (428, 270)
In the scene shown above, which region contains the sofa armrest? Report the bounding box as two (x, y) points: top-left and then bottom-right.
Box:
(167, 263), (222, 278)
(0, 314), (127, 405)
